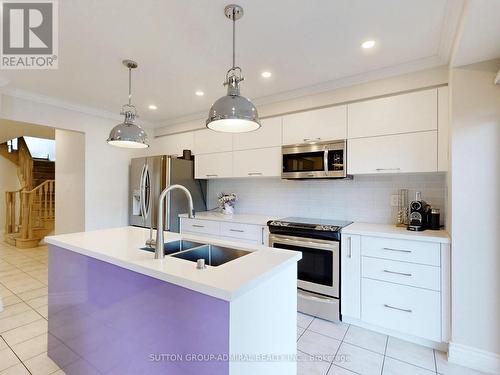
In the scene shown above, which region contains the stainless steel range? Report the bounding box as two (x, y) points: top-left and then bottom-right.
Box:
(267, 217), (352, 321)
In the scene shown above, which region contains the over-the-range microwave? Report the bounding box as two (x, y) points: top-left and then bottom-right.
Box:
(281, 140), (348, 179)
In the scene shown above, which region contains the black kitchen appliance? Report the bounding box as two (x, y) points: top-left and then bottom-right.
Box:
(407, 192), (431, 231)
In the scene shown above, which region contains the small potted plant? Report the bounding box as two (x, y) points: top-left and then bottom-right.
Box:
(218, 192), (237, 215)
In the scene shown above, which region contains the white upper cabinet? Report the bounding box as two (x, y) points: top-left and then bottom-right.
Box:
(347, 131), (437, 174)
(193, 129), (233, 154)
(153, 132), (194, 157)
(233, 117), (282, 151)
(348, 89), (438, 139)
(233, 147), (281, 178)
(194, 152), (233, 179)
(282, 105), (347, 145)
(437, 86), (449, 172)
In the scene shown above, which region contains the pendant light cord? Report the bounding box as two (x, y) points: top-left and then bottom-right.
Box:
(128, 67), (132, 106)
(232, 8), (236, 69)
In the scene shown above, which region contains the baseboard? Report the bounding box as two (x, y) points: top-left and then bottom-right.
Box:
(448, 342), (500, 375)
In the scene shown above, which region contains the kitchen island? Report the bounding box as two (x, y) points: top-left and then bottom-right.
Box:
(45, 227), (301, 375)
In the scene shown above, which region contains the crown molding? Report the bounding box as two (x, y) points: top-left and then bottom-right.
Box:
(437, 0), (467, 64)
(0, 87), (157, 129)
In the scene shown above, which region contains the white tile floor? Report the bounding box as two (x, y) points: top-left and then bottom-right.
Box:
(297, 312), (490, 375)
(0, 241), (490, 375)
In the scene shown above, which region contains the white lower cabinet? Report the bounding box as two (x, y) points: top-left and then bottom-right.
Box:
(341, 232), (450, 345)
(180, 218), (265, 245)
(194, 152), (233, 179)
(347, 131), (438, 174)
(341, 234), (361, 319)
(233, 147), (281, 177)
(361, 278), (441, 341)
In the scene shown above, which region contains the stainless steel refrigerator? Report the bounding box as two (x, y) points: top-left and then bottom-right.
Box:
(129, 155), (206, 233)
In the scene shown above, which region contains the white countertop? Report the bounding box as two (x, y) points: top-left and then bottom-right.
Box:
(179, 211), (277, 226)
(342, 222), (450, 243)
(45, 227), (301, 301)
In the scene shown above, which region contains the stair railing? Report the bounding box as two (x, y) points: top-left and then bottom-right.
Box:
(17, 137), (33, 189)
(4, 187), (24, 235)
(19, 180), (55, 241)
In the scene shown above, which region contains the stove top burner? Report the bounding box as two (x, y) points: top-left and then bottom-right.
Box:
(267, 217), (352, 233)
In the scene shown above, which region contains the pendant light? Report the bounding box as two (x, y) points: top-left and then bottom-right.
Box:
(206, 4), (261, 133)
(107, 59), (149, 148)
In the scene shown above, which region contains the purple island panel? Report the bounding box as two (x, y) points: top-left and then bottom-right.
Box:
(48, 245), (230, 375)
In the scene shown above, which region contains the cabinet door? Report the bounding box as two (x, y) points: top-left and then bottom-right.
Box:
(341, 234), (361, 319)
(347, 131), (437, 174)
(194, 152), (233, 179)
(437, 86), (449, 172)
(282, 105), (347, 145)
(193, 129), (233, 154)
(233, 117), (282, 150)
(154, 132), (195, 157)
(233, 147), (281, 177)
(348, 89), (437, 138)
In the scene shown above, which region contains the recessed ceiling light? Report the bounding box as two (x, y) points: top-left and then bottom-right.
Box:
(361, 40), (376, 49)
(261, 71), (272, 78)
(148, 104), (157, 110)
(195, 91), (204, 96)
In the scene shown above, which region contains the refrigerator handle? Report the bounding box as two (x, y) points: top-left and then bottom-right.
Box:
(139, 163), (145, 218)
(143, 162), (150, 219)
(139, 162), (148, 223)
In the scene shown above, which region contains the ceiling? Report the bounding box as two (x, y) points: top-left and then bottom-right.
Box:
(0, 0), (465, 127)
(0, 120), (55, 144)
(451, 0), (500, 67)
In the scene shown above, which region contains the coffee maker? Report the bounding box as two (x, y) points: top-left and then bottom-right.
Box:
(407, 192), (431, 231)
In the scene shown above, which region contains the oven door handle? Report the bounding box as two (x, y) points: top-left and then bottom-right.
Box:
(270, 235), (338, 251)
(324, 149), (329, 173)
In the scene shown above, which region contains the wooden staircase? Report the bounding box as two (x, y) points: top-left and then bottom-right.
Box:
(2, 137), (56, 248)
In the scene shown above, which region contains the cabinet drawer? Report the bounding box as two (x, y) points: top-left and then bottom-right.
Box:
(362, 256), (440, 291)
(181, 218), (220, 235)
(362, 278), (441, 341)
(220, 222), (262, 243)
(361, 236), (440, 266)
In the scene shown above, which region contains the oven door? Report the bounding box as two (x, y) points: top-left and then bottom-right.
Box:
(269, 234), (339, 297)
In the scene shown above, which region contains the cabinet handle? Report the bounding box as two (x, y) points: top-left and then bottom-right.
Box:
(383, 247), (412, 253)
(192, 224), (205, 228)
(303, 137), (321, 142)
(384, 304), (412, 313)
(376, 168), (401, 171)
(383, 269), (412, 277)
(348, 237), (352, 258)
(230, 229), (244, 233)
(206, 174), (218, 177)
(248, 172), (263, 176)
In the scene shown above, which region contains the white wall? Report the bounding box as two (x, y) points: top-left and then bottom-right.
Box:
(55, 129), (85, 234)
(207, 174), (447, 225)
(0, 94), (151, 231)
(449, 59), (500, 365)
(0, 156), (21, 231)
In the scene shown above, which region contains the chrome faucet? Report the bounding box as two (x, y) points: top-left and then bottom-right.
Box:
(155, 184), (195, 259)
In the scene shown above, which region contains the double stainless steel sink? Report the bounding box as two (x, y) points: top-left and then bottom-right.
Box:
(140, 240), (251, 267)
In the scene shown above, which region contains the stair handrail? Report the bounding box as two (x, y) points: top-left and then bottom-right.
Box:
(17, 137), (33, 189)
(20, 179), (55, 241)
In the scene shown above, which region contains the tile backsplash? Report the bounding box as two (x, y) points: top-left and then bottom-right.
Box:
(207, 173), (447, 226)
